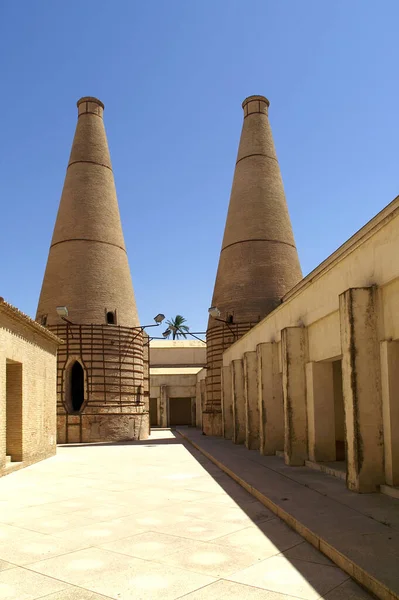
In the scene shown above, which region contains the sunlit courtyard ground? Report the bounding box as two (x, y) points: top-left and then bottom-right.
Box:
(0, 430), (373, 599)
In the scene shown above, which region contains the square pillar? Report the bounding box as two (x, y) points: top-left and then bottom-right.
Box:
(0, 352), (6, 470)
(197, 379), (207, 430)
(195, 381), (201, 428)
(380, 340), (399, 487)
(221, 365), (233, 439)
(160, 385), (168, 428)
(282, 327), (308, 466)
(244, 351), (259, 451)
(340, 287), (384, 492)
(257, 342), (284, 455)
(306, 361), (336, 462)
(200, 379), (207, 411)
(231, 359), (245, 444)
(191, 397), (196, 426)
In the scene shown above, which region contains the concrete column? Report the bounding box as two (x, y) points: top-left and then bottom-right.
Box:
(231, 359), (245, 444)
(380, 340), (399, 487)
(159, 385), (168, 428)
(0, 352), (6, 470)
(244, 351), (259, 450)
(200, 379), (207, 429)
(156, 396), (161, 427)
(282, 327), (308, 466)
(257, 342), (284, 455)
(306, 361), (336, 462)
(221, 365), (233, 439)
(339, 287), (384, 492)
(191, 398), (196, 426)
(195, 381), (201, 428)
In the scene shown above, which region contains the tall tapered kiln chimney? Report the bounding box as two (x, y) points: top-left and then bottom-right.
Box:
(204, 95), (302, 435)
(36, 97), (148, 443)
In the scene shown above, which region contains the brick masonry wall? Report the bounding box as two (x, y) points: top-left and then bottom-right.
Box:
(0, 313), (58, 475)
(49, 323), (148, 443)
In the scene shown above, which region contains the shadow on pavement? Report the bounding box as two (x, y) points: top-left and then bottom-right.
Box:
(59, 428), (362, 599)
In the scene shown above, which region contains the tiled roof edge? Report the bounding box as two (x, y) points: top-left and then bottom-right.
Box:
(0, 298), (63, 344)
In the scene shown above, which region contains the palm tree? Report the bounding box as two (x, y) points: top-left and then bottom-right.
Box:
(165, 315), (190, 340)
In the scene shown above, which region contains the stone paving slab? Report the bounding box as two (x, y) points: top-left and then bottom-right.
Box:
(37, 589), (113, 600)
(178, 427), (399, 600)
(0, 430), (378, 600)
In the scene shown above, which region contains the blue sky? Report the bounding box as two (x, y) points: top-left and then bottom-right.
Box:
(1, 1), (398, 333)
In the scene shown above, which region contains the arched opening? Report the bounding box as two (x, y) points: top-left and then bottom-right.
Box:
(70, 361), (84, 412)
(106, 311), (116, 324)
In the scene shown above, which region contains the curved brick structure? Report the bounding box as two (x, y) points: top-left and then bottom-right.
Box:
(204, 95), (302, 435)
(37, 97), (139, 327)
(36, 97), (148, 443)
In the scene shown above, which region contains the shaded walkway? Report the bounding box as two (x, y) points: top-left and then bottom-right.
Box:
(179, 428), (399, 600)
(0, 430), (373, 599)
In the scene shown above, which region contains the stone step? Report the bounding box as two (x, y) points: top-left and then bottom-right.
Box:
(305, 459), (347, 481)
(381, 484), (399, 500)
(178, 427), (399, 600)
(151, 427), (173, 431)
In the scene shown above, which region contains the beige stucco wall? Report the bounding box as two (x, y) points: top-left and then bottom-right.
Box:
(150, 341), (206, 368)
(149, 341), (206, 428)
(220, 195), (399, 492)
(0, 305), (60, 476)
(150, 370), (200, 428)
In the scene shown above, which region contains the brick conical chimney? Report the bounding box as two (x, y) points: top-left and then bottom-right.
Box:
(36, 97), (139, 327)
(36, 98), (147, 444)
(204, 95), (302, 436)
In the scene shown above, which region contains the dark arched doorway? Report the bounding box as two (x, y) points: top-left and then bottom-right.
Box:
(70, 361), (84, 412)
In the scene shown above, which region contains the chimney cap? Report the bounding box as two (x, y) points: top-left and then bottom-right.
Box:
(242, 95), (270, 109)
(77, 97), (105, 110)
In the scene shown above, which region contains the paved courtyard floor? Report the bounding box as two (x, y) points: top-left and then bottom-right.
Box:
(0, 430), (374, 600)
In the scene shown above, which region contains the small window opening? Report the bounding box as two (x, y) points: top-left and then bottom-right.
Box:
(40, 314), (48, 326)
(70, 361), (84, 412)
(136, 385), (143, 405)
(106, 311), (116, 324)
